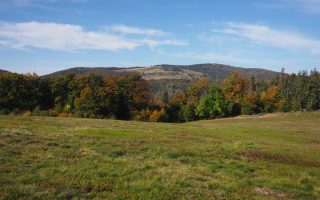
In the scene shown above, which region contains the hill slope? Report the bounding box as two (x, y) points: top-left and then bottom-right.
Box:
(45, 63), (279, 80)
(1, 111), (320, 199)
(0, 69), (10, 73)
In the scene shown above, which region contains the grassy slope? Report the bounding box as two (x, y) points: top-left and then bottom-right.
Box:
(0, 112), (319, 199)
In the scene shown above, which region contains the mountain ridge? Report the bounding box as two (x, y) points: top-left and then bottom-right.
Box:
(0, 69), (10, 73)
(44, 63), (279, 80)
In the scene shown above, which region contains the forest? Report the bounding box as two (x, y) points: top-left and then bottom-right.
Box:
(0, 69), (319, 122)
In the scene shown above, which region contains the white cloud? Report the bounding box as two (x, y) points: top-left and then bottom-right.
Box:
(0, 21), (138, 51)
(140, 39), (188, 50)
(258, 0), (320, 14)
(292, 0), (320, 13)
(108, 24), (169, 36)
(216, 22), (320, 55)
(0, 21), (187, 52)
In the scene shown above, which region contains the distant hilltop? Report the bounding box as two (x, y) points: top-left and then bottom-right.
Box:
(0, 69), (10, 73)
(44, 63), (279, 80)
(0, 63), (279, 81)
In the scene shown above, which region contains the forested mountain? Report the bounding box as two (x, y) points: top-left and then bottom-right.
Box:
(159, 64), (279, 80)
(45, 67), (133, 77)
(45, 63), (279, 80)
(1, 64), (280, 101)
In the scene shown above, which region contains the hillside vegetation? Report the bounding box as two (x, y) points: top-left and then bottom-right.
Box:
(1, 69), (319, 122)
(42, 64), (279, 98)
(0, 112), (320, 199)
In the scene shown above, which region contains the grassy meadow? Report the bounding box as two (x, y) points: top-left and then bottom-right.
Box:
(0, 112), (320, 199)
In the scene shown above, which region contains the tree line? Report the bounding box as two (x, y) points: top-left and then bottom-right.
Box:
(0, 69), (319, 122)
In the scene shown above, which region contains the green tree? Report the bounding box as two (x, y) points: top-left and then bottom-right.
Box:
(164, 92), (186, 122)
(250, 76), (256, 92)
(109, 77), (135, 120)
(0, 72), (51, 111)
(187, 78), (209, 104)
(196, 86), (227, 118)
(74, 86), (98, 117)
(50, 73), (75, 111)
(306, 70), (320, 110)
(183, 104), (197, 121)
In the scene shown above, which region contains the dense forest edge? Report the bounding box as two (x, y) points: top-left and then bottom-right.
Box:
(0, 68), (319, 122)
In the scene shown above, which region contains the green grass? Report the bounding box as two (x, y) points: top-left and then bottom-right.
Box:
(0, 112), (320, 199)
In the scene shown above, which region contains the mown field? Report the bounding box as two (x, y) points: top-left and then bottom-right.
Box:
(0, 112), (320, 199)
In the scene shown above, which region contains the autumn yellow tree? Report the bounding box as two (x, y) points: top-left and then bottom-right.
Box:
(242, 92), (262, 114)
(260, 85), (280, 112)
(133, 79), (151, 110)
(187, 78), (209, 105)
(223, 72), (249, 115)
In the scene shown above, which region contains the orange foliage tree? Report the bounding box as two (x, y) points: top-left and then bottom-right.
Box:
(223, 72), (250, 115)
(260, 85), (280, 112)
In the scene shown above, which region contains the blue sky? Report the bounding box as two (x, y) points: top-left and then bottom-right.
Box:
(0, 0), (320, 75)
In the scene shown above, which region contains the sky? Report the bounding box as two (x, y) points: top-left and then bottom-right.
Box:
(0, 0), (320, 75)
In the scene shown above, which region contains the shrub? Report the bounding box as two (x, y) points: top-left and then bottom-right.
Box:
(278, 99), (290, 112)
(22, 111), (32, 116)
(150, 110), (161, 122)
(73, 111), (84, 118)
(228, 103), (241, 116)
(9, 108), (21, 116)
(54, 104), (63, 112)
(165, 102), (184, 122)
(183, 104), (197, 122)
(32, 106), (42, 116)
(241, 105), (255, 115)
(41, 110), (49, 116)
(134, 109), (151, 121)
(64, 103), (72, 113)
(264, 103), (277, 113)
(32, 106), (51, 116)
(48, 109), (59, 117)
(150, 109), (167, 122)
(58, 112), (69, 118)
(0, 109), (10, 115)
(82, 112), (90, 118)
